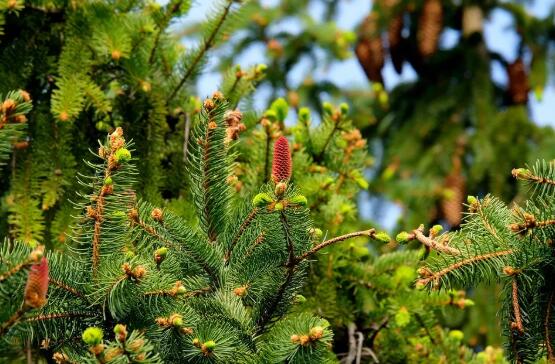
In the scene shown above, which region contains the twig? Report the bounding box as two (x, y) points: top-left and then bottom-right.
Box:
(0, 305), (30, 336)
(345, 323), (357, 364)
(183, 112), (191, 164)
(412, 225), (460, 255)
(417, 249), (513, 287)
(22, 311), (95, 323)
(49, 278), (86, 299)
(224, 208), (259, 264)
(294, 229), (376, 264)
(168, 0), (234, 102)
(367, 317), (389, 349)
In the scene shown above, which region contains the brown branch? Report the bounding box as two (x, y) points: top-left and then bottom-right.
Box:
(167, 0), (234, 102)
(512, 168), (555, 186)
(546, 289), (555, 361)
(224, 208), (259, 264)
(245, 232), (266, 257)
(129, 211), (180, 249)
(49, 278), (85, 299)
(145, 284), (210, 298)
(511, 278), (524, 333)
(412, 225), (460, 255)
(294, 229), (376, 264)
(22, 311), (95, 323)
(0, 306), (29, 336)
(417, 249), (514, 287)
(511, 216), (555, 234)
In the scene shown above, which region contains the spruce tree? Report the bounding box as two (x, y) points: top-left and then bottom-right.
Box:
(0, 93), (392, 363)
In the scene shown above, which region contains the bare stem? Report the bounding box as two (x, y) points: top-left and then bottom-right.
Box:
(224, 208), (259, 264)
(412, 225), (460, 255)
(294, 229), (376, 264)
(417, 249), (513, 287)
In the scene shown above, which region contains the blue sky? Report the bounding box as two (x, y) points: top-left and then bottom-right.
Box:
(183, 0), (555, 126)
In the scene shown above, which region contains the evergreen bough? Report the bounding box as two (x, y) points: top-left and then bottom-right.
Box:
(0, 94), (388, 363)
(403, 161), (555, 363)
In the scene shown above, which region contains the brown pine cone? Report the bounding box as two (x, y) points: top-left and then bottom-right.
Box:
(507, 58), (529, 105)
(355, 12), (384, 83)
(441, 171), (465, 227)
(417, 0), (443, 58)
(389, 14), (404, 74)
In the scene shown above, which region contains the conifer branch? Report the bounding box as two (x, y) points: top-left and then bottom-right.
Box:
(49, 278), (85, 299)
(21, 311), (95, 323)
(510, 214), (555, 234)
(512, 168), (555, 186)
(224, 208), (259, 264)
(256, 213), (296, 334)
(168, 0), (234, 102)
(129, 209), (180, 249)
(294, 229), (377, 264)
(417, 249), (513, 287)
(245, 232), (266, 257)
(412, 225), (460, 255)
(0, 306), (29, 336)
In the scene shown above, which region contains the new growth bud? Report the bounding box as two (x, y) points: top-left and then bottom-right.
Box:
(252, 193), (273, 207)
(114, 148), (131, 163)
(373, 231), (391, 243)
(396, 231), (413, 244)
(82, 327), (103, 346)
(289, 195), (307, 206)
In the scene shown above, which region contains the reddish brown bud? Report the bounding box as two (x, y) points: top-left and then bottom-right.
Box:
(271, 136), (292, 182)
(24, 257), (49, 308)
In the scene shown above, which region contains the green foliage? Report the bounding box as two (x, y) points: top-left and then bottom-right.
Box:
(416, 160), (555, 363)
(0, 102), (379, 361)
(0, 0), (256, 247)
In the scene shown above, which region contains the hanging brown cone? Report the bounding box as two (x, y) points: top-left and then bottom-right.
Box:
(507, 58), (530, 105)
(389, 14), (404, 74)
(355, 12), (384, 83)
(440, 153), (465, 227)
(462, 5), (484, 37)
(417, 0), (443, 59)
(441, 171), (465, 227)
